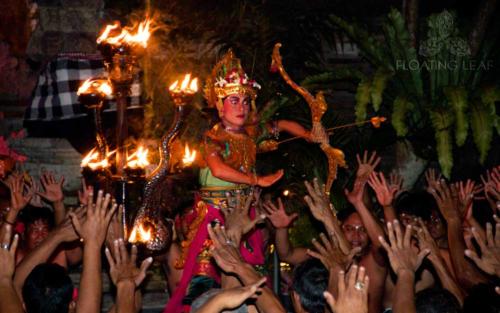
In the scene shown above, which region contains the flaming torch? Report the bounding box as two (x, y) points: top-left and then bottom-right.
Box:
(129, 74), (198, 250)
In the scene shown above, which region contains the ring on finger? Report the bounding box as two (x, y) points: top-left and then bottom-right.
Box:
(1, 243), (9, 250)
(354, 281), (365, 291)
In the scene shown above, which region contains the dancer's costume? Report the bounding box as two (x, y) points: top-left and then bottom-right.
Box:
(164, 51), (272, 313)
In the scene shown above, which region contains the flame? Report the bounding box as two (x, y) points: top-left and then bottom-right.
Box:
(169, 74), (198, 94)
(128, 223), (152, 243)
(77, 78), (113, 96)
(97, 19), (153, 48)
(126, 146), (149, 169)
(81, 148), (115, 170)
(182, 144), (197, 166)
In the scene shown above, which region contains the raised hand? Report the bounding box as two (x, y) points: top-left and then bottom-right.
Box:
(304, 178), (335, 221)
(37, 171), (64, 203)
(0, 224), (19, 280)
(355, 151), (381, 182)
(464, 223), (500, 277)
(69, 190), (116, 247)
(5, 172), (34, 213)
(416, 219), (441, 261)
(453, 179), (481, 220)
(222, 190), (265, 246)
(426, 179), (461, 222)
(389, 171), (404, 198)
(379, 220), (429, 275)
(324, 265), (369, 313)
(368, 172), (398, 207)
(425, 168), (442, 190)
(55, 205), (87, 242)
(263, 198), (298, 229)
(307, 232), (360, 271)
(207, 223), (245, 274)
(345, 151), (380, 205)
(77, 178), (93, 206)
(105, 239), (152, 287)
(481, 167), (500, 212)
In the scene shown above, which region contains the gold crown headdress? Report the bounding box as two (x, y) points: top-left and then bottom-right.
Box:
(204, 49), (261, 113)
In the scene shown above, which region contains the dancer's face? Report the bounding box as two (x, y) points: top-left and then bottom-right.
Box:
(220, 94), (250, 128)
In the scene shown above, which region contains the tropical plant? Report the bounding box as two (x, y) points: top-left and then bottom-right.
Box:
(329, 8), (500, 178)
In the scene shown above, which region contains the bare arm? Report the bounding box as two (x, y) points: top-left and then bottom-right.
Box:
(275, 228), (309, 265)
(0, 226), (23, 313)
(208, 224), (285, 313)
(70, 191), (117, 313)
(275, 120), (311, 140)
(262, 199), (308, 266)
(206, 153), (283, 187)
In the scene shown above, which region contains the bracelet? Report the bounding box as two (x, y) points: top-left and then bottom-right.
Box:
(3, 218), (15, 226)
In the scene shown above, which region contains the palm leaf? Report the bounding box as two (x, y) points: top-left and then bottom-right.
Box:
(430, 111), (454, 178)
(355, 78), (372, 122)
(471, 102), (494, 163)
(444, 86), (469, 146)
(370, 68), (393, 111)
(391, 96), (413, 136)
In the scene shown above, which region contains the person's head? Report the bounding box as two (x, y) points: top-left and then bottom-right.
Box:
(394, 191), (439, 229)
(339, 209), (370, 254)
(21, 206), (55, 250)
(220, 94), (250, 128)
(415, 288), (462, 313)
(291, 259), (328, 313)
(463, 283), (500, 313)
(22, 263), (75, 313)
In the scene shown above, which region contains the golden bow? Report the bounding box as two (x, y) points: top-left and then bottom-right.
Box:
(271, 43), (347, 194)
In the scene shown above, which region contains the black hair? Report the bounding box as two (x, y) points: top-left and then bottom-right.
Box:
(337, 204), (357, 223)
(394, 191), (438, 221)
(20, 205), (55, 230)
(463, 283), (500, 313)
(22, 263), (74, 313)
(291, 259), (328, 313)
(415, 288), (462, 313)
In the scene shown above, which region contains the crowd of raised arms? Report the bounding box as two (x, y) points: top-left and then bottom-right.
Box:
(0, 151), (499, 313)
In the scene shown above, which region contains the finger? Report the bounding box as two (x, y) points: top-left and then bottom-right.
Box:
(485, 223), (494, 248)
(417, 248), (430, 267)
(403, 225), (412, 248)
(471, 227), (488, 252)
(311, 238), (328, 256)
(337, 270), (346, 295)
(347, 247), (362, 261)
(362, 150), (368, 164)
(113, 239), (122, 264)
(306, 249), (324, 262)
(495, 223), (500, 246)
(95, 189), (104, 213)
(319, 232), (333, 250)
(303, 195), (316, 211)
(118, 239), (128, 263)
(323, 291), (337, 309)
(131, 244), (138, 264)
(9, 234), (19, 255)
(137, 257), (153, 284)
(100, 193), (112, 216)
(69, 212), (82, 236)
(244, 216), (264, 234)
(304, 180), (315, 198)
(0, 224), (12, 245)
(105, 203), (118, 225)
(464, 249), (482, 265)
(346, 265), (358, 288)
(235, 190), (242, 210)
(244, 194), (253, 213)
(393, 220), (403, 249)
(313, 178), (322, 196)
(86, 189), (94, 212)
(105, 247), (115, 267)
(277, 197), (285, 212)
(357, 266), (366, 285)
(59, 176), (65, 187)
(386, 222), (397, 248)
(378, 235), (391, 253)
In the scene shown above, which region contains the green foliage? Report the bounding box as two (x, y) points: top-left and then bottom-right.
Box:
(471, 102), (494, 163)
(355, 79), (371, 122)
(370, 68), (393, 111)
(330, 8), (500, 177)
(391, 96), (413, 136)
(430, 111), (454, 178)
(444, 87), (468, 146)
